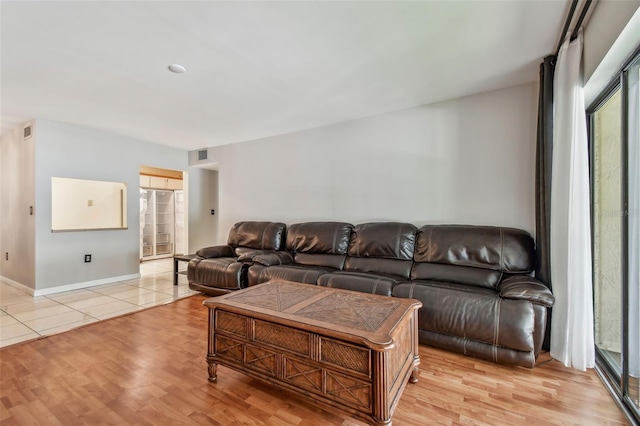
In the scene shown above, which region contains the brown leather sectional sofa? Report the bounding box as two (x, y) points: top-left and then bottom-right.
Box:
(188, 221), (554, 368)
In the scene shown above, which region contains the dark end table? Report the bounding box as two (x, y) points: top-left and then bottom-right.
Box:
(173, 254), (196, 285)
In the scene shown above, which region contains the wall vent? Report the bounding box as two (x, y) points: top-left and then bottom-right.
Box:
(197, 149), (208, 161)
(24, 125), (32, 140)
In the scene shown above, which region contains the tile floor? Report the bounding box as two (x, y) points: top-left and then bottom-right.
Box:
(0, 258), (200, 348)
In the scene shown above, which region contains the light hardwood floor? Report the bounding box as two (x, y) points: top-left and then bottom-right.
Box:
(0, 294), (628, 425)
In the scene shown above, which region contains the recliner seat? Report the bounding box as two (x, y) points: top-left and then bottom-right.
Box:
(392, 225), (554, 367)
(317, 222), (417, 296)
(248, 221), (353, 285)
(188, 221), (285, 295)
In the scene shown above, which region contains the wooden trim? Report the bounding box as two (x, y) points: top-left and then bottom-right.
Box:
(140, 165), (183, 180)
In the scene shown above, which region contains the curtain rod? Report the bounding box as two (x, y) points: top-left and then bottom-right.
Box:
(555, 0), (579, 56)
(570, 0), (593, 41)
(554, 0), (594, 57)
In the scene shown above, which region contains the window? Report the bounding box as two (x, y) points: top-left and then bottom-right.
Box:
(588, 51), (640, 423)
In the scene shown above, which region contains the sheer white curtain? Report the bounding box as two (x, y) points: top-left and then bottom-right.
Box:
(550, 31), (595, 371)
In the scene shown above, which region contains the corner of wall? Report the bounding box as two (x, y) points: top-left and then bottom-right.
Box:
(0, 120), (37, 289)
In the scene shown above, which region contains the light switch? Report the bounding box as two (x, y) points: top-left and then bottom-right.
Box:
(88, 200), (93, 206)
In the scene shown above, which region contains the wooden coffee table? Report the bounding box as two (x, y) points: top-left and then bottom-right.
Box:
(203, 279), (421, 425)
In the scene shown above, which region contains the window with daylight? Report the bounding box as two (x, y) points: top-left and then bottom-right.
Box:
(588, 51), (640, 423)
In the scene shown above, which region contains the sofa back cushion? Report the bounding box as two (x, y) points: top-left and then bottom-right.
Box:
(345, 222), (417, 279)
(227, 221), (286, 251)
(412, 225), (535, 289)
(286, 222), (354, 269)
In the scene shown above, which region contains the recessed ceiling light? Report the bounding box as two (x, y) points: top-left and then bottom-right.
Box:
(168, 64), (187, 73)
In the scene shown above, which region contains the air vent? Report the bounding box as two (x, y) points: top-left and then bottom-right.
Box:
(197, 149), (208, 161)
(24, 125), (32, 140)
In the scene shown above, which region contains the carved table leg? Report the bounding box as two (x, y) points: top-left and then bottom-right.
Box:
(409, 366), (419, 384)
(207, 353), (218, 383)
(208, 362), (218, 382)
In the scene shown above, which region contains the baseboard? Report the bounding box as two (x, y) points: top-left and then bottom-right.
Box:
(1, 273), (142, 297)
(33, 274), (142, 296)
(0, 275), (36, 296)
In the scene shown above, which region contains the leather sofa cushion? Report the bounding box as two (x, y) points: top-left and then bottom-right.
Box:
(248, 264), (334, 286)
(345, 257), (412, 279)
(227, 221), (286, 251)
(414, 225), (535, 272)
(412, 225), (535, 288)
(393, 281), (535, 352)
(286, 222), (353, 255)
(294, 253), (347, 270)
(348, 222), (416, 260)
(419, 329), (536, 368)
(187, 257), (246, 290)
(317, 272), (397, 296)
(344, 222), (416, 279)
(250, 251), (295, 266)
(411, 263), (501, 289)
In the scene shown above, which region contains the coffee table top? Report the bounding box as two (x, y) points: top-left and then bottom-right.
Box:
(203, 280), (421, 350)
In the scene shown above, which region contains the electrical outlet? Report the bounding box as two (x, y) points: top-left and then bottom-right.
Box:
(211, 209), (215, 215)
(5, 252), (7, 261)
(84, 254), (92, 263)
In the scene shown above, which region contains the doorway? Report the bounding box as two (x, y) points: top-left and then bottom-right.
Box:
(139, 166), (188, 261)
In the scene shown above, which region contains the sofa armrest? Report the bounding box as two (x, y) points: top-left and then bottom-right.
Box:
(251, 251), (294, 266)
(195, 245), (235, 259)
(235, 249), (282, 263)
(498, 275), (555, 307)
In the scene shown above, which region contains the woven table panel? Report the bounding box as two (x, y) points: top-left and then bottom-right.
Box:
(227, 281), (324, 312)
(320, 338), (370, 376)
(216, 311), (247, 338)
(296, 292), (399, 332)
(253, 320), (311, 356)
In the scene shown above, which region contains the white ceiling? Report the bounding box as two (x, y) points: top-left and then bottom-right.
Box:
(0, 1), (569, 151)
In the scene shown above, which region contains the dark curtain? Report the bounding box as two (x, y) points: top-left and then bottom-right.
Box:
(535, 55), (555, 350)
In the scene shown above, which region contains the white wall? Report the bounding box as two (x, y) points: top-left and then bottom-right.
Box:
(27, 120), (215, 292)
(0, 124), (36, 288)
(584, 3), (640, 107)
(584, 0), (640, 83)
(205, 83), (537, 243)
(187, 168), (218, 251)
